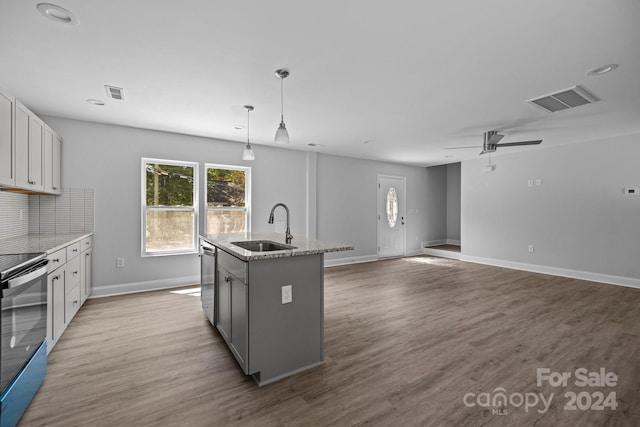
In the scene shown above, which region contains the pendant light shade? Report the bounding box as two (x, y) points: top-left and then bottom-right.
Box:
(242, 105), (255, 161)
(274, 68), (290, 144)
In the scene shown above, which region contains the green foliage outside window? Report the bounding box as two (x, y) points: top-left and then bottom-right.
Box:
(207, 168), (245, 207)
(146, 163), (195, 206)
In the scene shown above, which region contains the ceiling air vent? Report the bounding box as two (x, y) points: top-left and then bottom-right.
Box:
(527, 86), (597, 113)
(105, 85), (125, 101)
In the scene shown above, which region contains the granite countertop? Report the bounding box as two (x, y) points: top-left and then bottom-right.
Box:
(200, 232), (353, 261)
(0, 233), (93, 255)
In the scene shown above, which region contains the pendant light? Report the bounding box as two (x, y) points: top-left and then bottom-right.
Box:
(242, 105), (255, 161)
(274, 68), (290, 144)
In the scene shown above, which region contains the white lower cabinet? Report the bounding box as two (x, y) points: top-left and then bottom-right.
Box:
(80, 236), (92, 304)
(47, 266), (66, 349)
(46, 235), (93, 353)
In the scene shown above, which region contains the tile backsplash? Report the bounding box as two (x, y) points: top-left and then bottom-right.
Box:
(0, 188), (94, 240)
(0, 192), (29, 239)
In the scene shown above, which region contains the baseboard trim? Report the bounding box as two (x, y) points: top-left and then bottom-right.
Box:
(461, 255), (640, 290)
(90, 275), (200, 298)
(423, 239), (447, 247)
(423, 248), (462, 260)
(446, 239), (461, 246)
(324, 255), (378, 267)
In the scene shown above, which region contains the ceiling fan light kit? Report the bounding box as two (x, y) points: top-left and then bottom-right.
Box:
(274, 68), (290, 144)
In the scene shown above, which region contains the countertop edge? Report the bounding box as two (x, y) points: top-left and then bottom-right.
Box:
(199, 233), (354, 261)
(0, 232), (94, 255)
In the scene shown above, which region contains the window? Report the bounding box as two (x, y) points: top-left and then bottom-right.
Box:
(142, 158), (198, 256)
(386, 187), (398, 228)
(205, 164), (250, 234)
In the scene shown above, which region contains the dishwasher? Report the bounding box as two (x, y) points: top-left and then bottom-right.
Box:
(200, 240), (216, 325)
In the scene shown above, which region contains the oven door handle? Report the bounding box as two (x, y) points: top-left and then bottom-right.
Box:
(5, 265), (48, 289)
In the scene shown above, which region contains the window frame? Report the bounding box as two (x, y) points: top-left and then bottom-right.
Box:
(204, 163), (251, 235)
(141, 157), (199, 257)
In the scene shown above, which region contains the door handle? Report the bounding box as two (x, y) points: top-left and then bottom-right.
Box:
(401, 216), (405, 225)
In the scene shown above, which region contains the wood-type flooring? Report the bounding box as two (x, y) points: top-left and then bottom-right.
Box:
(18, 256), (640, 426)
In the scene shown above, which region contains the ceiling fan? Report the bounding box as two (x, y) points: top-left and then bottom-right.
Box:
(446, 130), (542, 155)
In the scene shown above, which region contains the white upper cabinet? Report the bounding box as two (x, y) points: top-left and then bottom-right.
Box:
(0, 88), (62, 194)
(44, 125), (62, 194)
(0, 89), (15, 186)
(15, 100), (44, 191)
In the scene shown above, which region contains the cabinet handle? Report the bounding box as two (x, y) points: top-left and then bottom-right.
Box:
(73, 271), (78, 275)
(52, 275), (60, 282)
(73, 249), (78, 253)
(28, 179), (35, 185)
(224, 276), (232, 283)
(73, 300), (78, 306)
(53, 258), (59, 263)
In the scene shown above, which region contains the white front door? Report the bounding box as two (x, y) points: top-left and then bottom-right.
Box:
(378, 175), (406, 258)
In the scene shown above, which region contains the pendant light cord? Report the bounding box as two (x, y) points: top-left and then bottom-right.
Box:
(247, 108), (251, 145)
(280, 77), (284, 121)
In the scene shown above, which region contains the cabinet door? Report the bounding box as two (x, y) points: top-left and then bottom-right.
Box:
(65, 283), (81, 324)
(231, 279), (248, 372)
(15, 102), (43, 190)
(216, 266), (231, 342)
(43, 127), (62, 194)
(80, 249), (92, 304)
(0, 89), (14, 186)
(51, 270), (66, 343)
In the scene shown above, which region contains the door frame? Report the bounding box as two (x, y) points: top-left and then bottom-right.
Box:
(377, 174), (407, 259)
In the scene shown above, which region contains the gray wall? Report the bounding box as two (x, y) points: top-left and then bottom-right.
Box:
(423, 162), (461, 246)
(43, 116), (437, 293)
(461, 133), (640, 282)
(446, 163), (461, 242)
(43, 116), (308, 294)
(316, 154), (431, 261)
(425, 165), (447, 244)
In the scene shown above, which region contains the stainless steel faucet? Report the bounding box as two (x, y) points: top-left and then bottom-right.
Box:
(268, 203), (293, 243)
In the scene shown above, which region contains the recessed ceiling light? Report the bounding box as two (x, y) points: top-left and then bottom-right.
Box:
(37, 3), (79, 25)
(444, 155), (453, 158)
(586, 64), (618, 76)
(234, 125), (245, 130)
(87, 99), (105, 106)
(308, 143), (324, 147)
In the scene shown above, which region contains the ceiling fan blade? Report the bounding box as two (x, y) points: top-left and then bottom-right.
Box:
(487, 132), (504, 145)
(496, 140), (542, 147)
(444, 145), (483, 150)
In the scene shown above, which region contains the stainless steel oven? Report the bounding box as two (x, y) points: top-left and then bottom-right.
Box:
(1, 253), (48, 426)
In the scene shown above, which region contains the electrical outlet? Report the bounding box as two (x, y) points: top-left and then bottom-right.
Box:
(281, 285), (292, 304)
(528, 245), (535, 253)
(116, 257), (125, 268)
(527, 179), (534, 188)
(535, 178), (542, 187)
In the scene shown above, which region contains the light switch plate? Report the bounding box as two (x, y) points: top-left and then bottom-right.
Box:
(281, 285), (292, 304)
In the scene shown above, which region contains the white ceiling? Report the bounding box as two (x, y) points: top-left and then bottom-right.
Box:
(1, 0), (639, 166)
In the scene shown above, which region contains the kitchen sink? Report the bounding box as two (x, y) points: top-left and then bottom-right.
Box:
(231, 240), (297, 252)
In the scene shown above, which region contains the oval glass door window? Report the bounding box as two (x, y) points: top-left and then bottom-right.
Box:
(386, 187), (398, 227)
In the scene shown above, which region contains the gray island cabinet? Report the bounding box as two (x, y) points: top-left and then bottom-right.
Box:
(200, 232), (353, 386)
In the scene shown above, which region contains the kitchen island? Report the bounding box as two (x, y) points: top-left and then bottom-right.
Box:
(199, 232), (353, 386)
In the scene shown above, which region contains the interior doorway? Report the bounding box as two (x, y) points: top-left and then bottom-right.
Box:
(377, 175), (406, 258)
